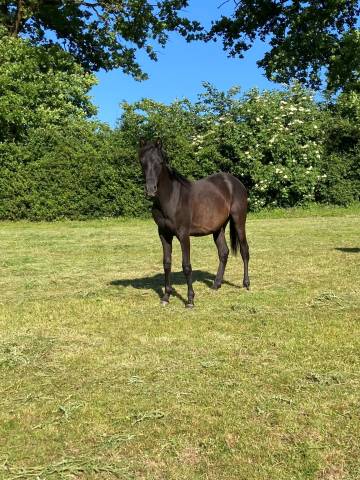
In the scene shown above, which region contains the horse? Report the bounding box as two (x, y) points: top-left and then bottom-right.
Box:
(139, 139), (250, 308)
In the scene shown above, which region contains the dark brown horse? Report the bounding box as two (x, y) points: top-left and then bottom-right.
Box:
(139, 139), (250, 307)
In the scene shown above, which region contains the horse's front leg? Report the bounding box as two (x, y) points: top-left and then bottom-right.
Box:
(179, 235), (195, 308)
(159, 229), (173, 305)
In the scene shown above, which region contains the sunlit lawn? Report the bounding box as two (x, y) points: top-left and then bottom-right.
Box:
(0, 205), (359, 479)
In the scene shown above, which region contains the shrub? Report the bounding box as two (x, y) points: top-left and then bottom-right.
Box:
(0, 121), (149, 220)
(316, 91), (360, 205)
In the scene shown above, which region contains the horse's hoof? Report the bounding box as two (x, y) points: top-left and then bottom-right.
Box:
(211, 282), (221, 290)
(185, 303), (194, 309)
(161, 300), (169, 306)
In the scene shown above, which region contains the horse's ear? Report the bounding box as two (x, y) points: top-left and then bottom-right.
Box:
(155, 138), (163, 149)
(139, 138), (146, 148)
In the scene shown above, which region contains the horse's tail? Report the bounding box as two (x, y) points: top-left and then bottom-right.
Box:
(229, 216), (240, 256)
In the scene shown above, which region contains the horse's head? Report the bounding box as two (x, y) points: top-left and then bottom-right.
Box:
(138, 138), (165, 197)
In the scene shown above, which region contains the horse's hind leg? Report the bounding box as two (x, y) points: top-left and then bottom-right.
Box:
(231, 211), (250, 289)
(212, 228), (229, 290)
(239, 229), (250, 289)
(159, 228), (173, 305)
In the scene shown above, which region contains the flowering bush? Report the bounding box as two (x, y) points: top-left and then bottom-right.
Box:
(189, 83), (326, 209)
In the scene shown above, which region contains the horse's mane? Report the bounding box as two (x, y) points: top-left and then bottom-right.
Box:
(168, 167), (191, 187)
(160, 148), (191, 187)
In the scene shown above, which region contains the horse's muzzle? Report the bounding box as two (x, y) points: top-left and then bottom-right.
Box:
(146, 186), (157, 197)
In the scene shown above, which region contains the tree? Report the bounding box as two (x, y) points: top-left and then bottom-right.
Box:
(327, 29), (360, 94)
(0, 33), (97, 142)
(0, 0), (201, 79)
(206, 0), (360, 92)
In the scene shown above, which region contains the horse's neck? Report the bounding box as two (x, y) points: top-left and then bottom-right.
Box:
(157, 165), (180, 216)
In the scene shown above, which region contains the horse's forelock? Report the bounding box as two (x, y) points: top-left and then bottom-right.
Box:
(140, 141), (167, 164)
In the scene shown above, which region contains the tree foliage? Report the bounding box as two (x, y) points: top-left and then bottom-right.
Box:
(0, 0), (201, 79)
(0, 33), (97, 142)
(206, 0), (360, 93)
(327, 29), (360, 94)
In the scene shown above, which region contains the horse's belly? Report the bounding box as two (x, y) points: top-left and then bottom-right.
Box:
(190, 200), (229, 235)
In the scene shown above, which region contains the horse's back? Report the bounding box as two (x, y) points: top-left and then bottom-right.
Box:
(193, 172), (246, 200)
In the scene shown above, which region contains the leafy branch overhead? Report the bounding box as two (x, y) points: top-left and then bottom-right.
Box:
(0, 0), (202, 79)
(206, 0), (360, 92)
(0, 1), (359, 91)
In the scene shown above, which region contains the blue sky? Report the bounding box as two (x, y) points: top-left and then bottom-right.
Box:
(90, 0), (277, 127)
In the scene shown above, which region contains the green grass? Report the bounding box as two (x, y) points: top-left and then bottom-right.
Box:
(0, 205), (359, 479)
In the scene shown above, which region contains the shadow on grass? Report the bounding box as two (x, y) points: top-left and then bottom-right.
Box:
(335, 247), (360, 253)
(110, 270), (240, 304)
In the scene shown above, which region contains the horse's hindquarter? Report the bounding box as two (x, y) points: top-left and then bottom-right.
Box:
(189, 174), (232, 236)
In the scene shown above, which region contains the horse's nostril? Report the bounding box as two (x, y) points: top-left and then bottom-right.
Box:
(146, 186), (157, 197)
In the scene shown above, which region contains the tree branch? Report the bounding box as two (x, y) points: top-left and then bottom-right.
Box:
(217, 0), (240, 8)
(77, 1), (103, 17)
(12, 0), (23, 37)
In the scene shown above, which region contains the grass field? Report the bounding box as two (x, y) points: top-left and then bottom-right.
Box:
(0, 205), (359, 479)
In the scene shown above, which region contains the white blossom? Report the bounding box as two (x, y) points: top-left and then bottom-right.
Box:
(269, 135), (277, 144)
